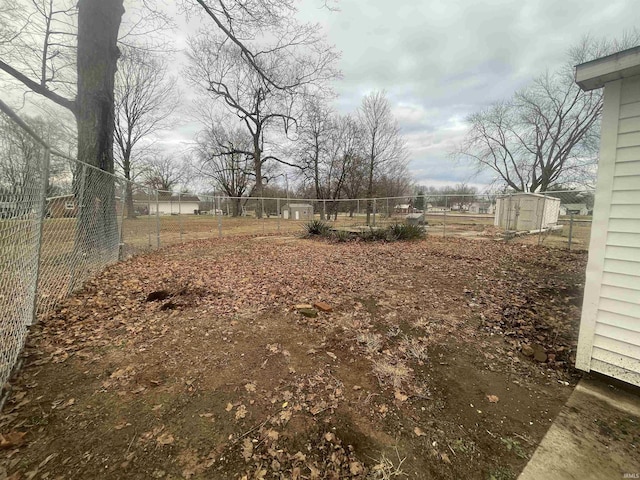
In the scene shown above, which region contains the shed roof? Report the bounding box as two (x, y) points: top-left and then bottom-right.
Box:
(575, 45), (640, 91)
(497, 192), (548, 199)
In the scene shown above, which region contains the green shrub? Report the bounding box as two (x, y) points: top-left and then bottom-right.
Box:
(386, 223), (426, 241)
(361, 227), (388, 242)
(302, 219), (331, 237)
(332, 229), (352, 242)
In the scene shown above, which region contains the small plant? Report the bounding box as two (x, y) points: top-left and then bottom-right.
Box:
(332, 229), (353, 242)
(368, 447), (408, 479)
(372, 358), (412, 388)
(386, 325), (401, 338)
(452, 438), (476, 454)
(487, 466), (515, 480)
(302, 219), (330, 237)
(357, 332), (383, 354)
(500, 437), (527, 459)
(386, 223), (426, 241)
(362, 227), (388, 242)
(400, 336), (429, 362)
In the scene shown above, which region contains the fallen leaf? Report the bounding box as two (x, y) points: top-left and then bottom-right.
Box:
(487, 395), (499, 403)
(244, 383), (256, 393)
(235, 405), (247, 420)
(279, 410), (292, 423)
(156, 432), (174, 445)
(349, 462), (364, 475)
(394, 390), (408, 402)
(414, 427), (426, 437)
(441, 452), (451, 464)
(241, 438), (253, 462)
(0, 431), (26, 449)
(225, 403), (233, 412)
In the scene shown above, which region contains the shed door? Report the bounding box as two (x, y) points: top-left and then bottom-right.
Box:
(284, 210), (289, 220)
(518, 197), (538, 231)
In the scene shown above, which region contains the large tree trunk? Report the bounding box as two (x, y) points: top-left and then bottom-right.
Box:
(74, 0), (125, 262)
(123, 154), (136, 219)
(365, 164), (374, 225)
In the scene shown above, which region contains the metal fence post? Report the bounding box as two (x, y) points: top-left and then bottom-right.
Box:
(29, 147), (51, 325)
(568, 213), (574, 250)
(443, 196), (448, 238)
(68, 164), (87, 294)
(118, 180), (127, 260)
(155, 190), (160, 248)
(277, 198), (281, 233)
(323, 199), (326, 221)
(147, 189), (152, 247)
(262, 197), (265, 234)
(537, 196), (546, 245)
(372, 198), (377, 227)
(217, 196), (222, 238)
(178, 192), (183, 243)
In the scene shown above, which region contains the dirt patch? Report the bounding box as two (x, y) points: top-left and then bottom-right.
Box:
(0, 236), (587, 479)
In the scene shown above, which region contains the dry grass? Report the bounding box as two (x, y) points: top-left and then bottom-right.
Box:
(357, 332), (383, 355)
(368, 448), (409, 479)
(400, 337), (429, 362)
(372, 358), (412, 388)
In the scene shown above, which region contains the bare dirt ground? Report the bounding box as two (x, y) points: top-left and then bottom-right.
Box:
(0, 235), (588, 479)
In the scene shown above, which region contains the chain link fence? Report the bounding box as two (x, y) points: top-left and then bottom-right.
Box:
(0, 102), (594, 399)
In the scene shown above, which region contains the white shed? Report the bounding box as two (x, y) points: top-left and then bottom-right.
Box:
(494, 193), (560, 231)
(575, 46), (640, 387)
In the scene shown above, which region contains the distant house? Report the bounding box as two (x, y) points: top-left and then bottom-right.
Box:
(47, 194), (78, 218)
(560, 203), (589, 216)
(282, 203), (313, 221)
(468, 202), (495, 215)
(394, 204), (413, 214)
(132, 192), (201, 215)
(47, 194), (123, 218)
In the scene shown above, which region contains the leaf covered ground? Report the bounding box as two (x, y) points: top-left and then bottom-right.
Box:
(0, 236), (587, 479)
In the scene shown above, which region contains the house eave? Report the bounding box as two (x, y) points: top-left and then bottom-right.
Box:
(575, 45), (640, 91)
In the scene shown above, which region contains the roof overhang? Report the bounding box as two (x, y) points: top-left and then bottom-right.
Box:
(575, 46), (640, 91)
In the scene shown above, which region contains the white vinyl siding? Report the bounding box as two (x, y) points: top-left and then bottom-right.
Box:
(577, 75), (640, 386)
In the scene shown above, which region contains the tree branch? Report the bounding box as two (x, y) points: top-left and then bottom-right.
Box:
(0, 59), (76, 113)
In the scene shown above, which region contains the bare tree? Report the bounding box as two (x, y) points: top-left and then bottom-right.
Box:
(143, 156), (190, 192)
(183, 0), (337, 90)
(0, 114), (69, 199)
(188, 29), (338, 216)
(195, 122), (254, 216)
(457, 75), (602, 192)
(358, 91), (408, 225)
(455, 32), (640, 192)
(322, 114), (362, 219)
(296, 97), (335, 219)
(114, 45), (177, 218)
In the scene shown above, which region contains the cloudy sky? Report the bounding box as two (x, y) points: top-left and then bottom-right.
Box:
(159, 0), (639, 190)
(6, 0), (637, 191)
(288, 0), (638, 190)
